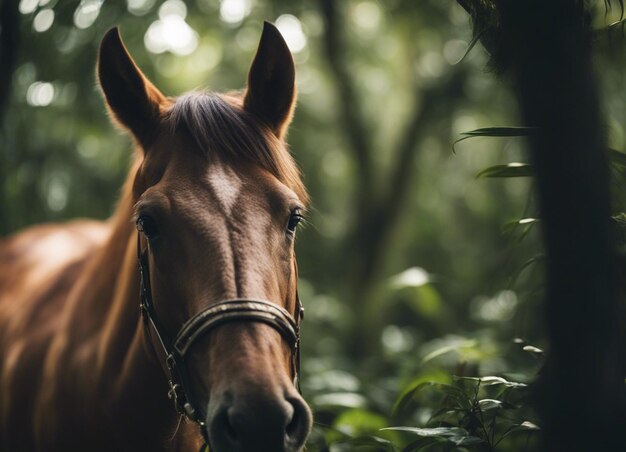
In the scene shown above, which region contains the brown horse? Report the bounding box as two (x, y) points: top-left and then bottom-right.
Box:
(0, 23), (312, 451)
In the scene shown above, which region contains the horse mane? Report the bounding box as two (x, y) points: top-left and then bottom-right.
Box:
(167, 92), (308, 205)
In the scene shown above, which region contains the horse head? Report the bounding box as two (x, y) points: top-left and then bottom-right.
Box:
(97, 23), (312, 452)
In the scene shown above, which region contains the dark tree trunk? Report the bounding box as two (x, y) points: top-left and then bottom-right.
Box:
(0, 0), (19, 125)
(459, 1), (626, 450)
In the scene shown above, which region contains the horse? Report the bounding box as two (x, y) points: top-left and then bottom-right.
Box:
(0, 22), (312, 451)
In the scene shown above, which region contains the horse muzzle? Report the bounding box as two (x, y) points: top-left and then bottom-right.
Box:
(206, 385), (312, 452)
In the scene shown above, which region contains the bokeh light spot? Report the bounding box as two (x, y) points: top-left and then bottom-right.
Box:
(193, 42), (223, 73)
(74, 0), (103, 30)
(275, 15), (307, 53)
(219, 0), (251, 25)
(127, 0), (155, 16)
(158, 0), (187, 19)
(33, 9), (54, 32)
(144, 12), (198, 55)
(19, 0), (39, 15)
(390, 267), (430, 288)
(443, 39), (468, 65)
(353, 1), (381, 30)
(26, 81), (55, 106)
(45, 172), (70, 212)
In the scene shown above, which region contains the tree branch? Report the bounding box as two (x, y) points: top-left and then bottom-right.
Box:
(352, 67), (468, 297)
(319, 0), (374, 205)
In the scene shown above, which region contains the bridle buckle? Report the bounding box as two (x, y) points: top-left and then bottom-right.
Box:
(166, 354), (176, 371)
(168, 381), (187, 414)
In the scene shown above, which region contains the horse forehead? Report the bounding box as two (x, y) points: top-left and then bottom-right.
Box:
(205, 162), (243, 214)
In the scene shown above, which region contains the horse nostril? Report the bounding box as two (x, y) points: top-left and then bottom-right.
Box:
(286, 396), (313, 449)
(223, 408), (238, 444)
(210, 404), (240, 448)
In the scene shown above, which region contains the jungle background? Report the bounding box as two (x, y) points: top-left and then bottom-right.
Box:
(1, 0), (625, 450)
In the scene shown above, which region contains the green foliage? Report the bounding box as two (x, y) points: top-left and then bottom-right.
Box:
(475, 164), (533, 179)
(304, 337), (542, 451)
(3, 1), (626, 450)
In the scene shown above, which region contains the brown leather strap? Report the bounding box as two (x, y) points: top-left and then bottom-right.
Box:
(174, 299), (299, 356)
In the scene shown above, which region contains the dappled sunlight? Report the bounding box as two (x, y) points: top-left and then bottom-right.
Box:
(26, 81), (55, 107)
(144, 0), (198, 55)
(351, 1), (382, 31)
(390, 267), (430, 289)
(471, 290), (518, 322)
(43, 171), (70, 212)
(276, 15), (307, 53)
(73, 0), (103, 29)
(443, 39), (468, 65)
(18, 0), (39, 15)
(3, 1), (625, 450)
(17, 226), (109, 289)
(127, 0), (156, 15)
(219, 0), (251, 25)
(381, 325), (415, 354)
(415, 50), (446, 79)
(33, 8), (54, 32)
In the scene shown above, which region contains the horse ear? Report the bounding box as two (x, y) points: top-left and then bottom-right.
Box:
(244, 22), (296, 139)
(97, 27), (166, 148)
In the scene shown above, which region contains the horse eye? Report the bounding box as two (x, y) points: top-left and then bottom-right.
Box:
(287, 209), (303, 234)
(137, 215), (159, 239)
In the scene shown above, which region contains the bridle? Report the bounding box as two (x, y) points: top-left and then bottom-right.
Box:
(136, 227), (304, 445)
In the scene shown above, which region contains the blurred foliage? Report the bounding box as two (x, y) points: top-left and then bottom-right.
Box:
(2, 0), (626, 450)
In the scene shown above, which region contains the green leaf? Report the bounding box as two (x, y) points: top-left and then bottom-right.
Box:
(476, 163), (534, 179)
(612, 213), (626, 226)
(509, 255), (545, 287)
(334, 409), (388, 437)
(382, 427), (484, 451)
(596, 18), (626, 34)
(502, 217), (540, 232)
(453, 375), (528, 388)
(343, 435), (396, 451)
(391, 371), (451, 418)
(522, 345), (544, 355)
(498, 420), (541, 442)
(480, 376), (528, 388)
(429, 406), (463, 423)
(401, 437), (440, 452)
(453, 435), (485, 446)
(478, 398), (503, 411)
(381, 427), (469, 437)
(453, 126), (537, 152)
(460, 127), (537, 137)
(609, 148), (626, 167)
(421, 339), (478, 364)
(393, 381), (469, 419)
(453, 30), (484, 65)
(519, 421), (540, 431)
(312, 392), (367, 410)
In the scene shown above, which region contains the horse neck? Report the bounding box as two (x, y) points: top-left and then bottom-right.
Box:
(68, 159), (172, 421)
(33, 157), (197, 450)
(97, 164), (203, 450)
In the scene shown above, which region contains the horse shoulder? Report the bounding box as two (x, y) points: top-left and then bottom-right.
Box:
(0, 220), (109, 295)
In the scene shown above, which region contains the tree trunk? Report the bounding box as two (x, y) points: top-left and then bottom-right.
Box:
(0, 0), (19, 125)
(460, 1), (626, 449)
